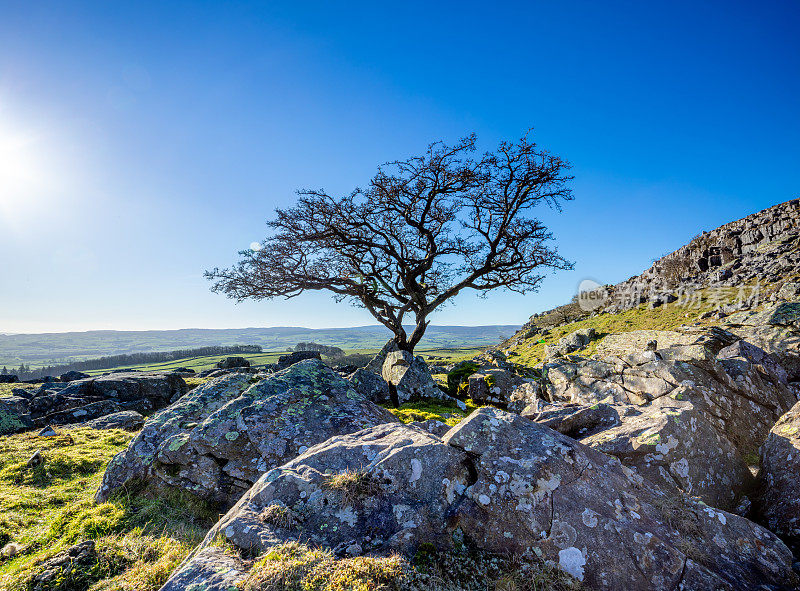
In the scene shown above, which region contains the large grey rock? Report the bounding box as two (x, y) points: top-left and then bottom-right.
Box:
(725, 303), (800, 380)
(541, 332), (797, 510)
(545, 327), (596, 358)
(196, 422), (470, 555)
(96, 360), (398, 507)
(381, 350), (448, 404)
(444, 408), (797, 591)
(507, 381), (540, 414)
(165, 409), (798, 591)
(756, 400), (800, 555)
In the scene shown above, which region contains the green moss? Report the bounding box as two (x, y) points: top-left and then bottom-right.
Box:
(385, 400), (478, 427)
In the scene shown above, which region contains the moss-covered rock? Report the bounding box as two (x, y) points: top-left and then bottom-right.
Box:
(96, 360), (399, 508)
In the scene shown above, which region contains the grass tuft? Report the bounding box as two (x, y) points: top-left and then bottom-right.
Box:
(240, 542), (582, 591)
(324, 469), (382, 507)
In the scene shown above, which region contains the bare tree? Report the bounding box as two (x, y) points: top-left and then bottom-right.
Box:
(206, 132), (574, 353)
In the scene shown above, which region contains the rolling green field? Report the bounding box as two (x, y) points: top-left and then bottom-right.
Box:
(79, 347), (482, 376)
(0, 326), (517, 369)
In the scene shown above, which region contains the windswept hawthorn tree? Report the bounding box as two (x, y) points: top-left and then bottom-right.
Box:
(206, 133), (574, 353)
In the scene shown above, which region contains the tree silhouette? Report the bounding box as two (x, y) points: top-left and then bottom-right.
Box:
(207, 132), (573, 352)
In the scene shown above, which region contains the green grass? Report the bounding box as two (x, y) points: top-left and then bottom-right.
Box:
(504, 287), (758, 368)
(0, 383), (36, 398)
(0, 428), (218, 591)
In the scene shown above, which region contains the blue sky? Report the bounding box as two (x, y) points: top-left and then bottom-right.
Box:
(0, 1), (797, 333)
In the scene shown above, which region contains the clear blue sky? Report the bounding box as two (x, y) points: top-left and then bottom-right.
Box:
(0, 1), (797, 333)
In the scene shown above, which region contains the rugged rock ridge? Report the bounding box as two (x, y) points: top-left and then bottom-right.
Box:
(605, 198), (800, 311)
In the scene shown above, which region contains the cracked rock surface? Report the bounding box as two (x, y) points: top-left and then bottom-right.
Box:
(537, 329), (797, 510)
(165, 408), (798, 591)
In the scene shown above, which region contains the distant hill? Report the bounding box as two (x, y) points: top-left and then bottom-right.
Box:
(0, 325), (519, 367)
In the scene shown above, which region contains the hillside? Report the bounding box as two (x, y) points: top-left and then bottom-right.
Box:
(0, 324), (518, 368)
(502, 198), (800, 362)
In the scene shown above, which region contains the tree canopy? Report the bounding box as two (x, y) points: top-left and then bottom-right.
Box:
(206, 132), (574, 352)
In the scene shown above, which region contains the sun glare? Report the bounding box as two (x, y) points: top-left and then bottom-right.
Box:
(0, 111), (54, 219)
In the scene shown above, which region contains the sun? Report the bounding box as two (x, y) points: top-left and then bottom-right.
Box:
(0, 112), (52, 218)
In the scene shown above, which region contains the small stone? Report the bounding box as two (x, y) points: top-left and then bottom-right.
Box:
(27, 450), (43, 469)
(38, 426), (57, 437)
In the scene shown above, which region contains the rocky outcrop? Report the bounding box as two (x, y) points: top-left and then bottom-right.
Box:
(536, 329), (797, 510)
(724, 302), (800, 380)
(95, 360), (398, 507)
(604, 199), (800, 313)
(545, 327), (596, 358)
(164, 408), (798, 591)
(0, 372), (187, 435)
(756, 400), (800, 555)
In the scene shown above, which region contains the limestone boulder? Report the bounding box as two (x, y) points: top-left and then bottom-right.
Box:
(756, 400), (800, 555)
(444, 408), (797, 591)
(540, 332), (797, 510)
(545, 327), (596, 358)
(96, 360), (398, 507)
(381, 350), (448, 403)
(23, 371), (187, 430)
(198, 422), (471, 556)
(507, 381), (540, 414)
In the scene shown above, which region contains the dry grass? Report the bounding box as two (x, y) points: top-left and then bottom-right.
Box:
(324, 469), (382, 507)
(240, 542), (582, 591)
(258, 504), (300, 529)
